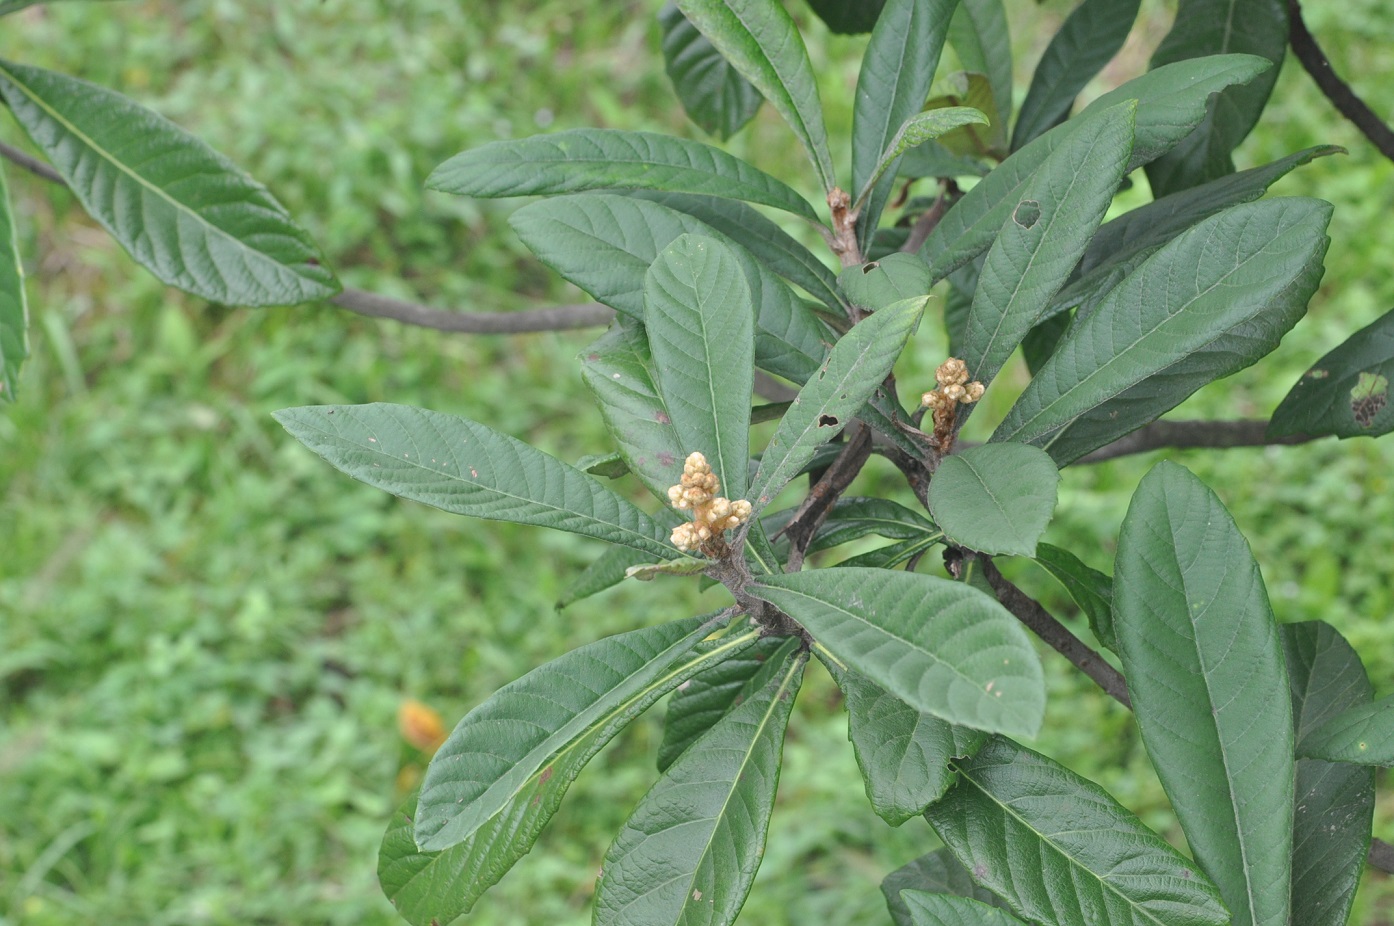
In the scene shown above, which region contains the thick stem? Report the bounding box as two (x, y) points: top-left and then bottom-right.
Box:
(780, 423), (874, 572)
(331, 288), (613, 333)
(1078, 419), (1319, 463)
(1288, 0), (1394, 162)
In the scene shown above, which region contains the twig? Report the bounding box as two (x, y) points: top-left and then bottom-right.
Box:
(780, 423), (874, 572)
(1078, 419), (1319, 463)
(330, 288), (612, 334)
(0, 140), (63, 184)
(981, 559), (1132, 709)
(901, 179), (958, 254)
(1370, 838), (1394, 874)
(1288, 0), (1394, 162)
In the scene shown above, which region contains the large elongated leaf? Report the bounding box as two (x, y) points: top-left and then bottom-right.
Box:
(946, 0), (1012, 151)
(927, 736), (1230, 926)
(1282, 621), (1375, 926)
(920, 54), (1272, 280)
(883, 849), (1009, 924)
(928, 444), (1059, 557)
(511, 193), (827, 383)
(901, 893), (1027, 926)
(274, 403), (677, 559)
(858, 108), (989, 209)
(851, 0), (961, 242)
(0, 61), (337, 307)
(824, 662), (986, 825)
(556, 544), (658, 610)
(379, 618), (760, 922)
(660, 3), (763, 140)
(677, 0), (835, 191)
(593, 649), (806, 926)
(1270, 306), (1394, 439)
(749, 295), (925, 510)
(428, 128), (818, 222)
(991, 197), (1332, 465)
(749, 568), (1044, 736)
(645, 234), (755, 504)
(0, 165), (27, 401)
(1299, 694), (1394, 766)
(807, 496), (940, 554)
(1011, 0), (1141, 150)
(1032, 542), (1115, 652)
(804, 0), (887, 33)
(964, 100), (1135, 389)
(839, 253), (933, 313)
(1049, 145), (1343, 323)
(1114, 462), (1294, 926)
(1145, 0), (1288, 196)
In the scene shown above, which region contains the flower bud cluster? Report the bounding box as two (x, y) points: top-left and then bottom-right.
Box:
(667, 452), (752, 553)
(921, 357), (985, 414)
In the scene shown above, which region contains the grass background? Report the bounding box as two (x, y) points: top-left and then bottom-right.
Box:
(1, 0), (1391, 923)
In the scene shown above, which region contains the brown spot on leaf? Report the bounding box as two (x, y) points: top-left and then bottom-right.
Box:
(1351, 372), (1389, 428)
(655, 410), (671, 424)
(973, 864), (989, 879)
(539, 765), (554, 785)
(1305, 367), (1329, 379)
(657, 451), (676, 467)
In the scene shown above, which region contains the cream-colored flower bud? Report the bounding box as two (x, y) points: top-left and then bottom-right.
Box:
(936, 357), (969, 387)
(964, 381), (985, 403)
(707, 497), (732, 522)
(731, 499), (752, 523)
(684, 451), (708, 474)
(943, 383), (966, 402)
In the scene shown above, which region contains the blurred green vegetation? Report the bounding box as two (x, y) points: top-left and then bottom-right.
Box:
(1, 1), (1390, 923)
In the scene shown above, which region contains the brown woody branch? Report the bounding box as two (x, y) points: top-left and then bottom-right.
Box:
(0, 140), (63, 184)
(778, 423), (874, 572)
(1078, 419), (1319, 463)
(1288, 0), (1394, 163)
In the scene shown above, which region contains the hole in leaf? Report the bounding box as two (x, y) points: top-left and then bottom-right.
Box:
(1012, 200), (1041, 229)
(1350, 371), (1389, 428)
(862, 261), (880, 274)
(818, 414), (839, 427)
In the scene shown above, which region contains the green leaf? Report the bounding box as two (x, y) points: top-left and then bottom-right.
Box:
(1145, 0), (1288, 196)
(835, 533), (943, 569)
(991, 197), (1332, 466)
(1032, 542), (1115, 652)
(920, 54), (1273, 280)
(593, 648), (806, 926)
(511, 193), (827, 384)
(749, 296), (925, 510)
(381, 617), (759, 921)
(631, 191), (845, 314)
(851, 0), (961, 241)
(824, 662), (986, 825)
(749, 568), (1044, 736)
(857, 108), (989, 211)
(676, 0), (836, 192)
(963, 100), (1135, 389)
(1114, 461), (1294, 926)
(839, 254), (933, 313)
(428, 128), (819, 222)
(928, 736), (1230, 926)
(1011, 0), (1141, 150)
(901, 892), (1028, 926)
(1049, 145), (1344, 323)
(660, 3), (763, 140)
(625, 557), (710, 581)
(883, 849), (1009, 925)
(273, 403), (677, 559)
(924, 73), (999, 159)
(1281, 621), (1375, 926)
(928, 444), (1059, 557)
(1299, 693), (1394, 766)
(0, 165), (28, 402)
(0, 61), (337, 307)
(898, 140), (988, 180)
(557, 544), (658, 610)
(577, 452), (630, 479)
(808, 495), (940, 554)
(657, 635), (792, 771)
(644, 234), (755, 504)
(804, 0), (888, 33)
(1270, 306), (1394, 439)
(580, 324), (687, 503)
(946, 0), (1012, 151)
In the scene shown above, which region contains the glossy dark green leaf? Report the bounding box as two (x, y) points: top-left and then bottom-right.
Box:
(1145, 0), (1288, 196)
(556, 544), (658, 610)
(901, 892), (1027, 926)
(804, 0), (887, 33)
(808, 496), (940, 554)
(274, 403), (676, 559)
(838, 254), (933, 313)
(920, 54), (1272, 280)
(964, 101), (1135, 389)
(593, 649), (806, 926)
(660, 3), (763, 140)
(928, 444), (1059, 557)
(677, 0), (836, 191)
(946, 0), (1012, 151)
(428, 128), (818, 222)
(928, 736), (1230, 926)
(835, 533), (943, 569)
(1032, 542), (1115, 652)
(0, 61), (337, 306)
(1019, 311), (1070, 375)
(511, 193), (827, 384)
(992, 197), (1332, 465)
(750, 295), (925, 510)
(644, 234), (755, 504)
(1299, 693), (1394, 766)
(577, 452), (630, 479)
(852, 0), (962, 242)
(0, 165), (27, 401)
(1282, 621), (1375, 926)
(1114, 462), (1294, 926)
(1011, 0), (1141, 150)
(826, 662), (986, 825)
(657, 635), (792, 771)
(1049, 145), (1344, 323)
(1270, 306), (1394, 439)
(898, 140), (988, 180)
(750, 568), (1044, 736)
(883, 849), (1008, 925)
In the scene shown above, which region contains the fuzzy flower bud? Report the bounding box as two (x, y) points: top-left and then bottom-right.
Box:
(665, 451), (754, 554)
(964, 381), (985, 403)
(936, 357), (970, 387)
